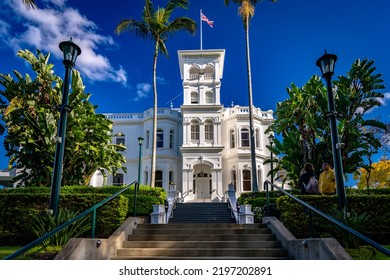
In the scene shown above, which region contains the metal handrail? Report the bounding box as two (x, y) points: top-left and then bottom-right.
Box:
(264, 180), (390, 257)
(226, 188), (239, 223)
(3, 180), (138, 260)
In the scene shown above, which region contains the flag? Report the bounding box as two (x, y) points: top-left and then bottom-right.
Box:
(201, 12), (214, 28)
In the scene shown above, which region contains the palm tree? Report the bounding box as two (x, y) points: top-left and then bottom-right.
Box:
(115, 0), (196, 187)
(22, 0), (37, 9)
(224, 0), (276, 191)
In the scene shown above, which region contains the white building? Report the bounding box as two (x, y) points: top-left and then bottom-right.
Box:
(93, 49), (274, 201)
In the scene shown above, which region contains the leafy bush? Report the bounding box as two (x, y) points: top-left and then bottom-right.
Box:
(31, 209), (91, 247)
(327, 208), (377, 249)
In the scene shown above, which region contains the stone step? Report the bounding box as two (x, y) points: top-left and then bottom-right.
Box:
(136, 223), (266, 229)
(115, 247), (289, 258)
(123, 240), (281, 248)
(133, 228), (270, 235)
(128, 233), (276, 242)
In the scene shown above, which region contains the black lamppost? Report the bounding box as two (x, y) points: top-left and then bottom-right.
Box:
(316, 51), (347, 212)
(134, 137), (144, 217)
(49, 38), (81, 216)
(268, 135), (275, 190)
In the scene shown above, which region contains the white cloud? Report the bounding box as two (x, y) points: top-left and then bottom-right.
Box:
(2, 0), (127, 86)
(156, 76), (169, 86)
(0, 20), (10, 39)
(135, 83), (152, 101)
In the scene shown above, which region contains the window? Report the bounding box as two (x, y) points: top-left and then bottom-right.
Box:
(241, 128), (250, 147)
(191, 91), (199, 104)
(113, 174), (124, 186)
(232, 170), (237, 191)
(144, 171), (148, 185)
(191, 120), (200, 140)
(204, 120), (213, 141)
(204, 65), (215, 80)
(169, 171), (174, 184)
(205, 91), (213, 103)
(230, 129), (235, 148)
(155, 171), (163, 188)
(189, 66), (199, 79)
(146, 130), (150, 149)
(169, 129), (174, 149)
(115, 133), (125, 146)
(258, 170), (262, 190)
(243, 170), (251, 191)
(255, 128), (260, 148)
(157, 129), (164, 148)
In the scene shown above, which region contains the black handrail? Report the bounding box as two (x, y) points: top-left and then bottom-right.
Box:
(264, 180), (390, 257)
(3, 180), (138, 260)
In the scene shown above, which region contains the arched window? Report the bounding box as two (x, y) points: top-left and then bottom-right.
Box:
(191, 120), (200, 140)
(155, 170), (163, 188)
(115, 132), (125, 146)
(205, 91), (214, 103)
(113, 173), (124, 186)
(144, 170), (148, 185)
(204, 120), (213, 141)
(231, 170), (237, 191)
(255, 128), (260, 148)
(189, 66), (200, 79)
(230, 129), (235, 148)
(241, 128), (250, 147)
(169, 171), (174, 184)
(243, 170), (251, 191)
(157, 129), (164, 148)
(169, 129), (174, 149)
(191, 91), (199, 104)
(146, 130), (150, 149)
(204, 65), (215, 80)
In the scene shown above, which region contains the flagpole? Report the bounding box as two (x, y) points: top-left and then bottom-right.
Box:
(200, 9), (203, 50)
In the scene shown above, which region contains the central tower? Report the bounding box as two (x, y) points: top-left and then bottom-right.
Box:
(178, 49), (225, 201)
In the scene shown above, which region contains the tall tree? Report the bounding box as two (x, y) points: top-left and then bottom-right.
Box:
(0, 49), (126, 187)
(224, 0), (276, 191)
(270, 59), (387, 188)
(115, 0), (196, 187)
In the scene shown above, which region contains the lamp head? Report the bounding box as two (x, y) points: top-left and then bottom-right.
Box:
(316, 50), (337, 79)
(59, 38), (81, 67)
(138, 137), (144, 145)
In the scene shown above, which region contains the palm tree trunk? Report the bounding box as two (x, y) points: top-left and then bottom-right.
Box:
(150, 42), (159, 188)
(245, 16), (258, 192)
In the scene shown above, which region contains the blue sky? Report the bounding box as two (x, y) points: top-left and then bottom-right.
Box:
(0, 0), (389, 171)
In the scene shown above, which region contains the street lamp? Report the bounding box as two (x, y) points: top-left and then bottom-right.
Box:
(49, 38), (81, 216)
(134, 136), (144, 217)
(316, 50), (347, 212)
(268, 135), (275, 190)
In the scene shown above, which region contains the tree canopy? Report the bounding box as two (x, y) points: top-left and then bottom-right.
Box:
(269, 59), (387, 188)
(0, 49), (126, 187)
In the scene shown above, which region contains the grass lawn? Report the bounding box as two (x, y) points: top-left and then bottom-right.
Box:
(0, 246), (33, 260)
(346, 245), (390, 260)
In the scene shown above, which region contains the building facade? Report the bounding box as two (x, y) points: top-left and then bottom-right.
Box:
(92, 49), (274, 201)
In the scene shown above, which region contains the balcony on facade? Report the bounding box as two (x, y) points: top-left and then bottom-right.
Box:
(105, 108), (182, 122)
(223, 105), (273, 120)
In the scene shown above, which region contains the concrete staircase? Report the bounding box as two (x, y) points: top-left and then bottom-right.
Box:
(169, 202), (236, 224)
(110, 202), (291, 259)
(111, 223), (291, 259)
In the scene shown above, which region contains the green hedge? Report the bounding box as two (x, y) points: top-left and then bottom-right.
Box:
(0, 185), (166, 246)
(276, 194), (390, 244)
(238, 189), (390, 245)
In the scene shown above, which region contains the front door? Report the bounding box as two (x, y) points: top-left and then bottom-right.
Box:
(196, 178), (211, 199)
